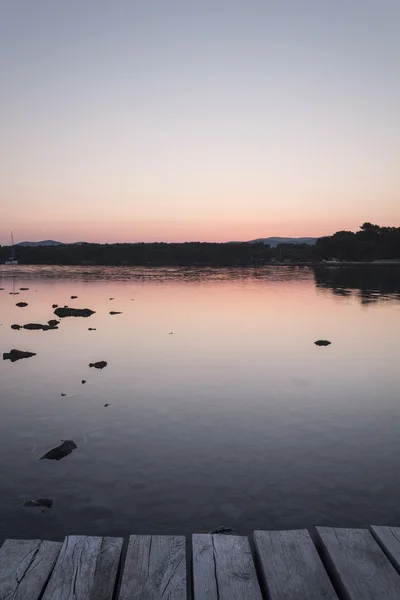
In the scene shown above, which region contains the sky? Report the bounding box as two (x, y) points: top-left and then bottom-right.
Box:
(1, 0), (399, 244)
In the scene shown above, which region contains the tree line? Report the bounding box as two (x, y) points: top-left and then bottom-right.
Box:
(0, 223), (399, 266)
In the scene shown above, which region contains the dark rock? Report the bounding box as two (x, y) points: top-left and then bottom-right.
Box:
(40, 440), (77, 461)
(16, 302), (28, 307)
(82, 380), (86, 384)
(109, 297), (114, 300)
(47, 319), (60, 328)
(104, 404), (110, 407)
(23, 323), (44, 330)
(19, 287), (29, 290)
(52, 304), (58, 308)
(88, 327), (96, 331)
(22, 323), (58, 331)
(23, 498), (53, 509)
(71, 296), (78, 299)
(3, 349), (36, 362)
(314, 340), (331, 346)
(169, 332), (173, 335)
(10, 292), (19, 295)
(109, 311), (122, 315)
(61, 393), (66, 396)
(210, 527), (234, 534)
(11, 324), (21, 330)
(89, 361), (107, 369)
(54, 307), (95, 318)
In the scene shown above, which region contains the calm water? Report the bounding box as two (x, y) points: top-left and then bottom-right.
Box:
(0, 265), (399, 541)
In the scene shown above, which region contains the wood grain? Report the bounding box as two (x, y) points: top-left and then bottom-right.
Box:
(192, 534), (262, 600)
(41, 535), (103, 600)
(316, 527), (400, 600)
(0, 538), (61, 600)
(371, 526), (400, 573)
(254, 529), (338, 599)
(118, 535), (186, 599)
(91, 537), (123, 600)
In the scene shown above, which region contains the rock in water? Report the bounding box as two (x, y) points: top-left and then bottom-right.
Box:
(40, 440), (77, 461)
(52, 304), (58, 308)
(47, 319), (60, 328)
(61, 393), (66, 397)
(89, 361), (107, 369)
(210, 527), (234, 534)
(22, 323), (58, 331)
(314, 340), (331, 346)
(16, 302), (28, 307)
(54, 307), (95, 318)
(3, 349), (36, 362)
(88, 327), (96, 331)
(109, 311), (122, 315)
(71, 296), (78, 299)
(19, 287), (29, 291)
(11, 324), (21, 330)
(23, 498), (53, 509)
(81, 380), (86, 384)
(104, 403), (110, 407)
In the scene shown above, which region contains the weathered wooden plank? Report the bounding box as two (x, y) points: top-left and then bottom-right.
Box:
(41, 535), (103, 600)
(91, 537), (123, 600)
(371, 526), (400, 573)
(0, 538), (62, 600)
(254, 529), (338, 600)
(316, 527), (400, 600)
(118, 535), (186, 599)
(192, 534), (262, 600)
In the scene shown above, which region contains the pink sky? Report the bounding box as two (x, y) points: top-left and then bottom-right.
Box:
(1, 2), (399, 245)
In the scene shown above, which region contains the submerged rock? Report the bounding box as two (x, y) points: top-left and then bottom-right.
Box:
(52, 304), (58, 308)
(40, 440), (77, 461)
(89, 361), (107, 369)
(109, 297), (114, 300)
(109, 311), (122, 315)
(16, 302), (28, 307)
(23, 498), (53, 509)
(210, 527), (234, 534)
(314, 340), (331, 346)
(88, 327), (96, 331)
(71, 295), (78, 299)
(3, 349), (36, 362)
(11, 324), (21, 330)
(54, 307), (95, 318)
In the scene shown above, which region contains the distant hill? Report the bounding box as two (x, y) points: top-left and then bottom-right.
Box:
(248, 237), (318, 247)
(17, 240), (63, 247)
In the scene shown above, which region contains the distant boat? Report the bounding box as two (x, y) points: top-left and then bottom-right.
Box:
(5, 231), (18, 265)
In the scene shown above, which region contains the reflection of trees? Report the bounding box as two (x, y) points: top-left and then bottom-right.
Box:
(313, 267), (400, 304)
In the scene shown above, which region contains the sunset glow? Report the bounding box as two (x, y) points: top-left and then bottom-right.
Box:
(1, 1), (399, 244)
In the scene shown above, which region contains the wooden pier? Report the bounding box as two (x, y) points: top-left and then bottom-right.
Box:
(1, 526), (400, 599)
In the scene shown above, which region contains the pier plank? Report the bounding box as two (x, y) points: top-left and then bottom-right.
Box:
(254, 529), (338, 599)
(316, 527), (400, 600)
(192, 534), (262, 600)
(0, 538), (61, 600)
(41, 535), (103, 600)
(371, 526), (400, 573)
(91, 537), (123, 600)
(118, 535), (186, 599)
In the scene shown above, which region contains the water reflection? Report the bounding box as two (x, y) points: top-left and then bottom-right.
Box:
(0, 265), (400, 540)
(313, 266), (400, 304)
